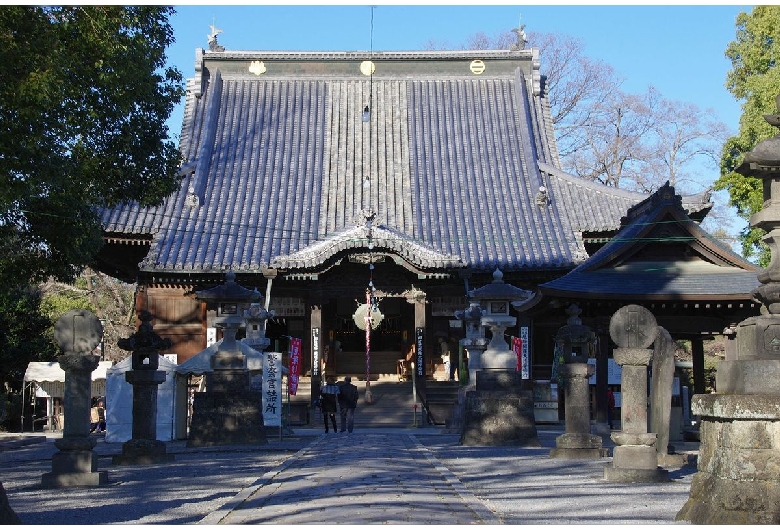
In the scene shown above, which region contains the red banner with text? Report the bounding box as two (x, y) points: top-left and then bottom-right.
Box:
(288, 337), (302, 395)
(512, 336), (523, 372)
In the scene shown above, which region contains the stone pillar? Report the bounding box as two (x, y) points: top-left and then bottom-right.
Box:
(691, 337), (706, 395)
(723, 324), (738, 361)
(112, 311), (174, 465)
(677, 96), (780, 524)
(42, 310), (108, 488)
(604, 304), (668, 482)
(550, 304), (602, 459)
(649, 327), (680, 466)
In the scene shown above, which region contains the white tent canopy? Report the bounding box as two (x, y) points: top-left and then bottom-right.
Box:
(21, 360), (113, 433)
(24, 360), (113, 398)
(105, 355), (178, 443)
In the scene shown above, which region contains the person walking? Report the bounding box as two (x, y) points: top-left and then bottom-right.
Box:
(320, 376), (340, 433)
(338, 376), (359, 433)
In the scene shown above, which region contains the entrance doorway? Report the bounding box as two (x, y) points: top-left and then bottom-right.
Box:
(324, 296), (413, 379)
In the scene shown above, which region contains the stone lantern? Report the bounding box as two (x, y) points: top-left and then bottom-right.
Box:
(550, 304), (602, 459)
(195, 270), (262, 393)
(187, 271), (267, 447)
(466, 268), (534, 370)
(242, 302), (274, 353)
(454, 301), (488, 384)
(459, 269), (539, 446)
(112, 311), (174, 465)
(677, 96), (780, 523)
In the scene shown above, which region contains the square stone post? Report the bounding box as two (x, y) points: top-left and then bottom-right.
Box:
(42, 310), (108, 488)
(550, 304), (602, 459)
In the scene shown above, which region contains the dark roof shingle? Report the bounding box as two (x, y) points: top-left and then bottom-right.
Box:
(98, 48), (712, 277)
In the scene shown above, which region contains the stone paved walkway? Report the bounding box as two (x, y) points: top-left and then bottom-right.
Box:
(213, 433), (500, 525)
(0, 427), (698, 525)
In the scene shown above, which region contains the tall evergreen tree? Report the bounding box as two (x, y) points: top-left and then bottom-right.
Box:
(715, 6), (780, 265)
(0, 6), (185, 291)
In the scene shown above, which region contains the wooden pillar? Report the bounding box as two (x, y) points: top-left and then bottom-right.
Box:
(692, 337), (705, 395)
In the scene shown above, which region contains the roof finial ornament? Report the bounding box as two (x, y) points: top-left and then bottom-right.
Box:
(362, 208), (376, 227)
(207, 20), (225, 52)
(511, 16), (527, 51)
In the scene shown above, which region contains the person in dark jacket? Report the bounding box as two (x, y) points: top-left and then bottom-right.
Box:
(320, 377), (340, 433)
(337, 376), (359, 433)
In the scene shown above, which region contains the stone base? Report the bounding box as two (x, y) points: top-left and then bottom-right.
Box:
(677, 471), (780, 524)
(604, 443), (670, 482)
(715, 359), (780, 394)
(188, 390), (267, 447)
(550, 432), (603, 459)
(41, 448), (109, 488)
(675, 393), (780, 524)
(113, 439), (174, 465)
(603, 465), (669, 483)
(460, 372), (539, 446)
(41, 471), (109, 488)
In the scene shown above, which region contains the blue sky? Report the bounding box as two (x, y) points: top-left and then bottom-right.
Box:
(164, 3), (755, 236)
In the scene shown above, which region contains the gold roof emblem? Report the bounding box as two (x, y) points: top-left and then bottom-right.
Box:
(360, 60), (376, 76)
(249, 61), (267, 76)
(470, 60), (486, 75)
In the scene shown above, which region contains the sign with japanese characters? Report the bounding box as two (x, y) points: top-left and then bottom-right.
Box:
(288, 337), (302, 395)
(262, 351), (282, 426)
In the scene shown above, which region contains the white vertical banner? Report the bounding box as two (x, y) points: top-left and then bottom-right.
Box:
(520, 326), (530, 380)
(206, 327), (217, 347)
(262, 351), (282, 427)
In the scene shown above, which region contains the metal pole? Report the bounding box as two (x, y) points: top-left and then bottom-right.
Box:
(364, 289), (374, 404)
(20, 381), (25, 434)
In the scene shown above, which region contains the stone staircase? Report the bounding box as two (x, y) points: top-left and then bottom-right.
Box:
(349, 379), (421, 429)
(288, 377), (460, 429)
(422, 381), (461, 426)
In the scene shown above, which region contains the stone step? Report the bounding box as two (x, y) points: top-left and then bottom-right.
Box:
(294, 378), (446, 429)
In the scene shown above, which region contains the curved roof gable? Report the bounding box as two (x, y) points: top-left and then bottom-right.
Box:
(539, 183), (759, 300)
(270, 223), (465, 272)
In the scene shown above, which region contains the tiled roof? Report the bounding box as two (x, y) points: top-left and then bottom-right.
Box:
(539, 183), (759, 300)
(98, 48), (711, 277)
(538, 162), (713, 233)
